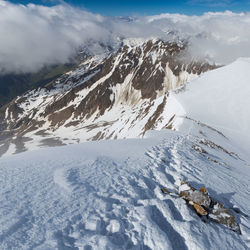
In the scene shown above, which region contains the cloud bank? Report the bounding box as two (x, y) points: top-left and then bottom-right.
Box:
(0, 0), (250, 74)
(146, 11), (250, 64)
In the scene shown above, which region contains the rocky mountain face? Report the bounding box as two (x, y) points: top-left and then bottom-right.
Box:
(0, 39), (216, 156)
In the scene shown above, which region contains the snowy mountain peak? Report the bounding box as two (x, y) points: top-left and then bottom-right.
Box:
(0, 39), (216, 156)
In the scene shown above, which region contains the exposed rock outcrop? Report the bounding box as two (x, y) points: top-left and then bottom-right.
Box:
(0, 38), (217, 155)
(162, 181), (241, 234)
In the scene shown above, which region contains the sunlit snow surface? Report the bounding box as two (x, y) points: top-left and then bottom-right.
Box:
(0, 128), (249, 249)
(0, 59), (250, 249)
(175, 58), (250, 157)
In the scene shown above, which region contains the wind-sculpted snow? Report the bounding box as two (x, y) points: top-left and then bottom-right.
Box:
(0, 124), (249, 249)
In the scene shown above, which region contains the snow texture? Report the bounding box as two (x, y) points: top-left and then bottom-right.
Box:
(175, 58), (250, 157)
(0, 127), (249, 249)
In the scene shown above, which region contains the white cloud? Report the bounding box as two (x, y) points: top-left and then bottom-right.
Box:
(0, 1), (164, 74)
(0, 1), (113, 74)
(0, 1), (250, 74)
(146, 11), (250, 64)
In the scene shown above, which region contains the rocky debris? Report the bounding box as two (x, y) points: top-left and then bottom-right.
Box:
(192, 143), (224, 164)
(199, 139), (240, 159)
(192, 144), (207, 154)
(185, 116), (227, 138)
(161, 187), (171, 194)
(179, 182), (211, 208)
(162, 181), (241, 234)
(209, 202), (241, 233)
(193, 202), (208, 216)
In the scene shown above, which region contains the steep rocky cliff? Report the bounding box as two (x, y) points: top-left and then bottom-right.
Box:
(0, 39), (216, 156)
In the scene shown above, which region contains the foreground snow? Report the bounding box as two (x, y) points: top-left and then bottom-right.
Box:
(0, 127), (249, 249)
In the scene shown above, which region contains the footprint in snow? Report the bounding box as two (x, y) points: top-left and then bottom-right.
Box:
(53, 168), (73, 193)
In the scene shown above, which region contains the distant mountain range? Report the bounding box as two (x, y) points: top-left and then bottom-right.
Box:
(0, 38), (216, 156)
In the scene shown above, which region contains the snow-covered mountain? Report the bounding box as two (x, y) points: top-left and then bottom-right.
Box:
(1, 2), (250, 248)
(0, 38), (216, 156)
(0, 55), (249, 248)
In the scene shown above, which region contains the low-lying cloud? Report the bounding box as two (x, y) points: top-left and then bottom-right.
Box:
(0, 0), (250, 74)
(146, 11), (250, 64)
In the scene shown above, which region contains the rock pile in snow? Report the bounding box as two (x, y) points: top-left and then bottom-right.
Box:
(162, 181), (241, 234)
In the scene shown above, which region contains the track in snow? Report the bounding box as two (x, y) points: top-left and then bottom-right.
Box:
(0, 131), (249, 249)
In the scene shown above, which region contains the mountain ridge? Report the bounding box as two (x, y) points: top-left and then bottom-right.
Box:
(0, 38), (216, 157)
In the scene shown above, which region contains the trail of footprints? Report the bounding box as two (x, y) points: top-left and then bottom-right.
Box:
(52, 136), (196, 249)
(51, 133), (249, 249)
(1, 133), (248, 249)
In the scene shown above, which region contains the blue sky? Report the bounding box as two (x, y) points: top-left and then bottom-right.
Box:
(7, 0), (250, 16)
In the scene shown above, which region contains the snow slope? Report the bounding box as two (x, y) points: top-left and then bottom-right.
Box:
(175, 58), (250, 157)
(0, 126), (249, 249)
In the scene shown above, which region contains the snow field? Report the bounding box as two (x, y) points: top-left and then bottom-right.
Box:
(0, 127), (249, 249)
(176, 58), (250, 157)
